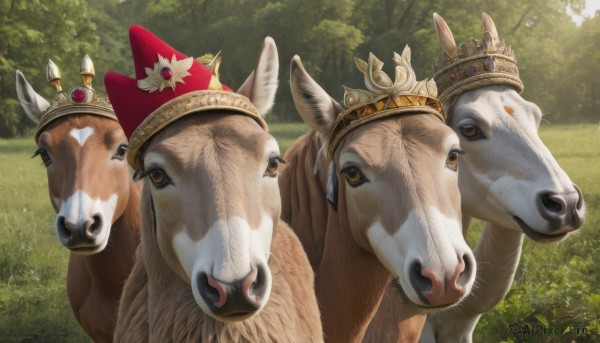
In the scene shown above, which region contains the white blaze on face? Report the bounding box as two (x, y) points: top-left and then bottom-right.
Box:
(57, 189), (118, 253)
(172, 213), (274, 312)
(69, 127), (95, 147)
(366, 207), (475, 305)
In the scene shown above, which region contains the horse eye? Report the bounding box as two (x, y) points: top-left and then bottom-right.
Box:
(145, 167), (172, 189)
(446, 149), (464, 171)
(264, 156), (286, 177)
(33, 147), (52, 167)
(341, 166), (367, 187)
(459, 124), (486, 140)
(112, 143), (128, 161)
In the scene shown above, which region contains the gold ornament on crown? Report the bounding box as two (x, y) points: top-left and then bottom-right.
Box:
(432, 15), (524, 104)
(35, 54), (116, 143)
(327, 45), (445, 160)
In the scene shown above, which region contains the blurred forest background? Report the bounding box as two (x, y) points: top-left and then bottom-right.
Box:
(1, 0), (599, 138)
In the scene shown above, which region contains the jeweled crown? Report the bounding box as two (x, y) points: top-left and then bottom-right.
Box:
(35, 54), (116, 142)
(328, 46), (445, 160)
(432, 13), (524, 104)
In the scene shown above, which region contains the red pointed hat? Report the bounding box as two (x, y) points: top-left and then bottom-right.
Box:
(105, 25), (266, 170)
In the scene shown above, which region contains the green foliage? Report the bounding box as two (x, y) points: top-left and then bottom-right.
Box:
(0, 138), (88, 341)
(1, 0), (599, 136)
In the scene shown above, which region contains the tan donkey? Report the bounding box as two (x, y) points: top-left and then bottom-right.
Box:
(280, 46), (476, 342)
(16, 57), (140, 342)
(105, 26), (322, 342)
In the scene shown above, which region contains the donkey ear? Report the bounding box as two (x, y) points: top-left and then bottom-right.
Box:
(290, 55), (342, 138)
(237, 36), (279, 116)
(433, 13), (457, 58)
(16, 70), (50, 123)
(482, 12), (500, 48)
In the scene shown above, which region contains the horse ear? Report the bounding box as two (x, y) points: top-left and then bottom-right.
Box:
(482, 12), (500, 48)
(16, 70), (50, 123)
(237, 36), (279, 116)
(433, 13), (457, 57)
(290, 55), (341, 138)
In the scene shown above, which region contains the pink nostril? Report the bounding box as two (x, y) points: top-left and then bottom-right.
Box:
(206, 275), (228, 308)
(420, 268), (445, 305)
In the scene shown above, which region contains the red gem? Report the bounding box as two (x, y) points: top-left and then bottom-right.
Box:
(71, 88), (87, 103)
(160, 67), (173, 80)
(449, 71), (458, 82)
(467, 65), (477, 75)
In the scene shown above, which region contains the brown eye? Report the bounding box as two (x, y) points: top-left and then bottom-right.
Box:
(461, 125), (477, 137)
(342, 166), (367, 187)
(33, 147), (52, 167)
(264, 156), (286, 177)
(446, 149), (464, 171)
(459, 124), (485, 140)
(145, 167), (172, 189)
(112, 143), (128, 161)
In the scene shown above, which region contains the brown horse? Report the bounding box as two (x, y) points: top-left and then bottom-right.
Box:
(16, 58), (140, 342)
(108, 33), (323, 342)
(280, 48), (476, 342)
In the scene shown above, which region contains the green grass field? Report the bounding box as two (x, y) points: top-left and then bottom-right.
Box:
(0, 123), (598, 342)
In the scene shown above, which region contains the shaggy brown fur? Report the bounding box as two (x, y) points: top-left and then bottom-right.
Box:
(114, 184), (322, 342)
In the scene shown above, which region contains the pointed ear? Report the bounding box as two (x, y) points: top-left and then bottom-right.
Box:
(237, 36), (279, 116)
(289, 55), (341, 138)
(482, 12), (500, 47)
(433, 13), (457, 57)
(16, 70), (50, 123)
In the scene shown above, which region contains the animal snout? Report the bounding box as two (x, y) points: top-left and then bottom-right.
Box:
(537, 184), (584, 232)
(56, 214), (103, 247)
(197, 265), (268, 319)
(409, 253), (474, 307)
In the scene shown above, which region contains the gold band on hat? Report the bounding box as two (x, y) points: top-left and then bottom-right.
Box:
(127, 90), (266, 170)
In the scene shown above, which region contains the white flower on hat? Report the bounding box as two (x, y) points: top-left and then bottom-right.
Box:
(137, 54), (194, 93)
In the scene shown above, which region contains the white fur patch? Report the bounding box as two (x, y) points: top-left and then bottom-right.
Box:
(173, 213), (273, 282)
(69, 127), (94, 147)
(366, 207), (474, 305)
(173, 214), (274, 316)
(57, 189), (118, 253)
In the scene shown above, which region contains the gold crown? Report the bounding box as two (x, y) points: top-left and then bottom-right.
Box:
(328, 46), (445, 160)
(432, 13), (524, 103)
(35, 54), (116, 143)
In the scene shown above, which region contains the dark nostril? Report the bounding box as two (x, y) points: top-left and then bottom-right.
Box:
(89, 214), (102, 235)
(409, 261), (432, 305)
(57, 216), (72, 239)
(541, 192), (565, 214)
(248, 265), (267, 302)
(456, 254), (473, 288)
(198, 272), (223, 308)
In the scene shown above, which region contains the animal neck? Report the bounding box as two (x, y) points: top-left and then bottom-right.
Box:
(461, 221), (524, 314)
(316, 185), (391, 343)
(279, 130), (329, 271)
(79, 180), (141, 297)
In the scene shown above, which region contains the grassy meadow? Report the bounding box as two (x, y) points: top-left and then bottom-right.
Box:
(0, 123), (598, 342)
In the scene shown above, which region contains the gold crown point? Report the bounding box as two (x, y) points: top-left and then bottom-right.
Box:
(46, 59), (62, 92)
(329, 48), (445, 160)
(80, 54), (95, 88)
(199, 51), (223, 90)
